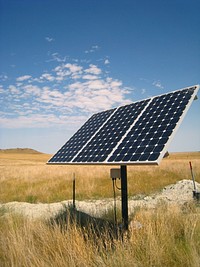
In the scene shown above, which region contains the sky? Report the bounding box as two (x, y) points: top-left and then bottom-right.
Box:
(0, 0), (199, 154)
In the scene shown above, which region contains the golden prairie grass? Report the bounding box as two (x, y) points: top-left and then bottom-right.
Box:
(0, 151), (200, 266)
(0, 203), (199, 267)
(0, 151), (200, 203)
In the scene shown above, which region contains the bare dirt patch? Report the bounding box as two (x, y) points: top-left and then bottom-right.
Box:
(1, 179), (199, 221)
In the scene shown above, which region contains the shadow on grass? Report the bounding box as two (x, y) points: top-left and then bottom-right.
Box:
(49, 204), (123, 247)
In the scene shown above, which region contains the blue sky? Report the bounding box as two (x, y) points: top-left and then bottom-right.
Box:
(0, 0), (199, 154)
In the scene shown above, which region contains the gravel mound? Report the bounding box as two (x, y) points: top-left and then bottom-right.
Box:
(1, 180), (199, 220)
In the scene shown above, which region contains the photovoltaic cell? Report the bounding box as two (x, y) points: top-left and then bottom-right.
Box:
(48, 85), (199, 165)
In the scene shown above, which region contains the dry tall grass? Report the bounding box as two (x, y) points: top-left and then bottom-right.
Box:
(0, 152), (200, 203)
(0, 203), (199, 267)
(0, 151), (200, 266)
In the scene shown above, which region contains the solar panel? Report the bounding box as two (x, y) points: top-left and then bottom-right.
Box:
(48, 85), (199, 165)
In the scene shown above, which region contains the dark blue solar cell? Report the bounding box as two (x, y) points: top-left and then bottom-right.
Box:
(121, 147), (129, 154)
(144, 146), (155, 153)
(148, 152), (160, 161)
(158, 137), (169, 145)
(122, 154), (132, 162)
(170, 117), (180, 124)
(154, 132), (163, 139)
(158, 125), (167, 132)
(130, 154), (140, 161)
(140, 139), (150, 146)
(107, 155), (116, 162)
(128, 146), (137, 153)
(154, 145), (165, 152)
(162, 130), (173, 137)
(139, 153), (150, 161)
(148, 138), (160, 146)
(138, 134), (147, 141)
(113, 155), (123, 161)
(136, 146), (146, 153)
(113, 148), (121, 155)
(166, 123), (176, 131)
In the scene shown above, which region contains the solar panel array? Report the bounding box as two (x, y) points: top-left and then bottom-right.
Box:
(48, 85), (199, 165)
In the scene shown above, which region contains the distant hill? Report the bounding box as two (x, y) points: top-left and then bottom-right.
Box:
(0, 148), (43, 154)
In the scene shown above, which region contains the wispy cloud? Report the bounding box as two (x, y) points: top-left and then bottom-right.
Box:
(0, 85), (5, 94)
(48, 52), (67, 63)
(84, 45), (100, 54)
(16, 75), (32, 82)
(152, 80), (164, 89)
(104, 59), (110, 65)
(0, 74), (8, 81)
(0, 114), (87, 129)
(141, 88), (146, 94)
(45, 36), (54, 42)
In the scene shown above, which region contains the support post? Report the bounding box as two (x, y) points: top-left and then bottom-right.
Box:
(120, 165), (128, 231)
(72, 173), (76, 209)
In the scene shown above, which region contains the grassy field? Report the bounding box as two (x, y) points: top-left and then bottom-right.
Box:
(0, 150), (199, 203)
(0, 200), (200, 266)
(0, 150), (200, 266)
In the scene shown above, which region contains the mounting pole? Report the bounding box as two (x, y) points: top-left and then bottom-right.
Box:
(72, 173), (76, 209)
(120, 165), (128, 231)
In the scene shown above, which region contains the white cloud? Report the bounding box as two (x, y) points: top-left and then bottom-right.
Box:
(64, 63), (82, 73)
(84, 64), (101, 75)
(141, 88), (146, 94)
(0, 113), (88, 129)
(110, 80), (122, 88)
(16, 82), (23, 87)
(0, 85), (5, 94)
(53, 63), (82, 82)
(49, 90), (63, 98)
(50, 53), (67, 63)
(0, 74), (8, 81)
(152, 80), (164, 89)
(9, 85), (21, 94)
(92, 45), (99, 49)
(68, 81), (84, 91)
(40, 73), (55, 82)
(45, 37), (54, 42)
(104, 59), (110, 65)
(82, 74), (99, 80)
(84, 45), (99, 54)
(54, 65), (61, 72)
(0, 114), (56, 128)
(23, 84), (41, 96)
(65, 75), (130, 112)
(86, 80), (107, 90)
(16, 75), (32, 82)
